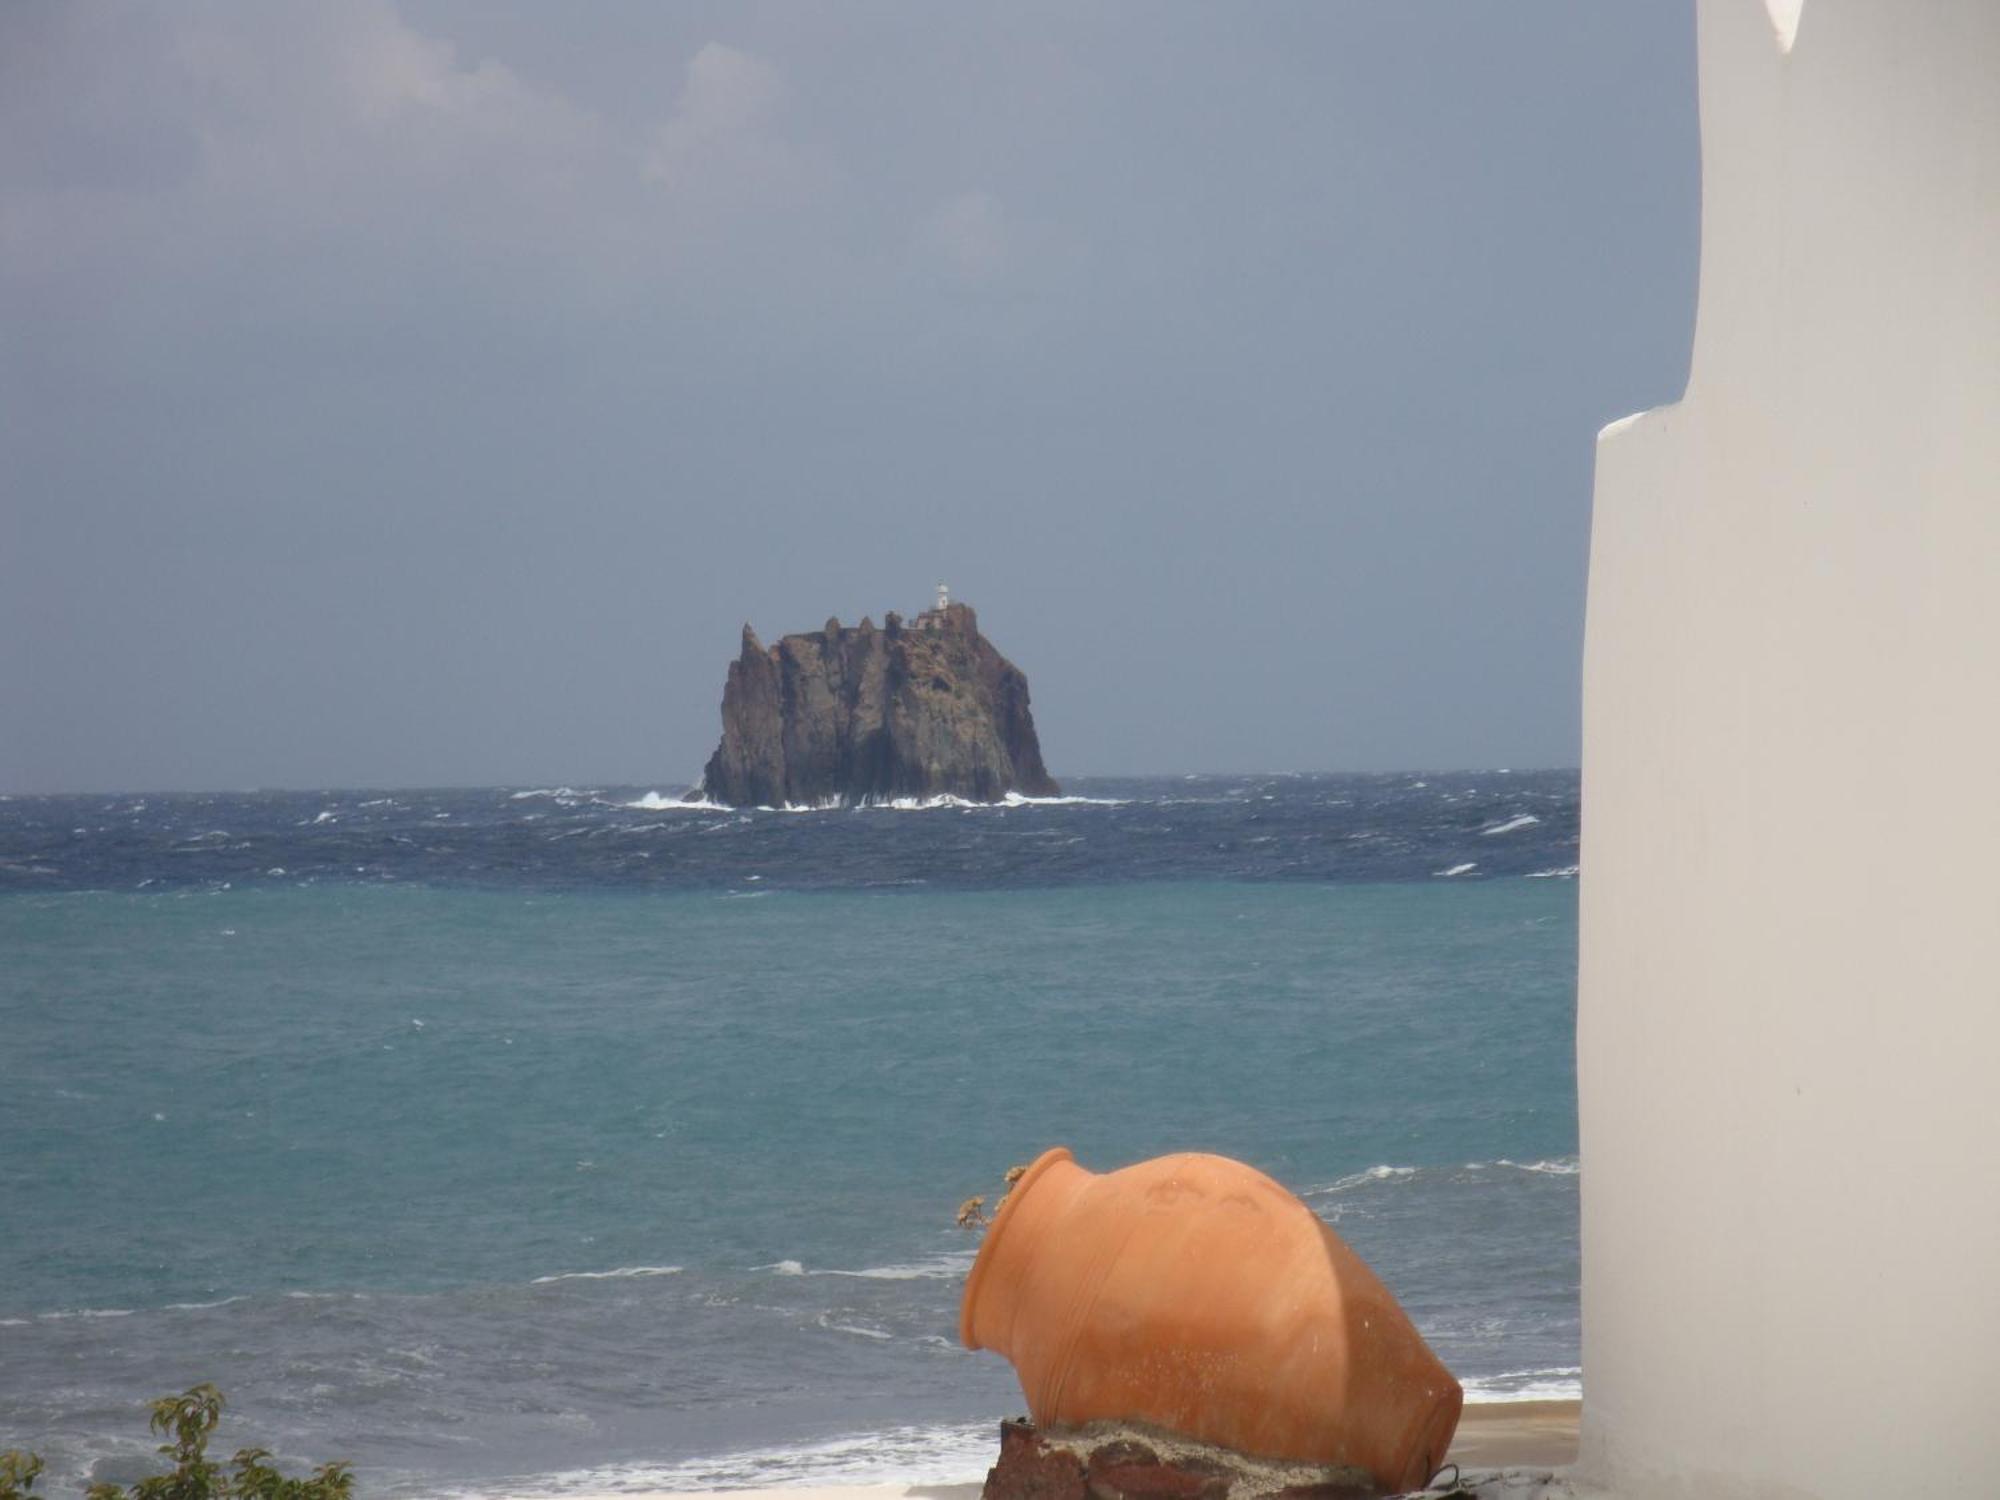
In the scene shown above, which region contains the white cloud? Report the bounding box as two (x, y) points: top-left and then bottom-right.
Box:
(0, 4), (883, 355)
(643, 43), (834, 216)
(917, 190), (1011, 282)
(1, 1), (615, 289)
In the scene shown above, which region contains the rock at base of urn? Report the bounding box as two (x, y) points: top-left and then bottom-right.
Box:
(980, 1419), (1386, 1500)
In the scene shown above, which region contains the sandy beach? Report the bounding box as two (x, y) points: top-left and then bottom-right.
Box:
(501, 1401), (1580, 1500)
(1440, 1399), (1579, 1468)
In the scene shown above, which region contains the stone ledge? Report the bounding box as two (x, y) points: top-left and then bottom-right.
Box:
(978, 1421), (1582, 1500)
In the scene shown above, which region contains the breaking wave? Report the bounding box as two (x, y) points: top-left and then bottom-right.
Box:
(811, 1251), (977, 1281)
(1461, 1366), (1583, 1403)
(491, 1421), (998, 1495)
(529, 1265), (683, 1285)
(1302, 1157), (1580, 1198)
(754, 1252), (975, 1281)
(1302, 1164), (1419, 1198)
(625, 791), (729, 812)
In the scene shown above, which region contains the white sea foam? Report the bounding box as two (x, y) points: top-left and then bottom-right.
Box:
(749, 790), (1129, 812)
(1492, 1156), (1581, 1176)
(812, 1251), (977, 1282)
(1305, 1158), (1580, 1197)
(310, 810), (338, 825)
(758, 1259), (807, 1276)
(1000, 791), (1126, 807)
(510, 788), (594, 801)
(864, 791), (1124, 810)
(498, 1420), (997, 1495)
(626, 791), (729, 811)
(530, 1265), (683, 1285)
(1461, 1366), (1584, 1402)
(816, 1313), (894, 1340)
(1303, 1164), (1418, 1198)
(1524, 864), (1580, 879)
(1435, 862), (1478, 877)
(1480, 814), (1541, 836)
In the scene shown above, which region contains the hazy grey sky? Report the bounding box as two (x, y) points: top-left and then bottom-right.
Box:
(2, 2), (1697, 793)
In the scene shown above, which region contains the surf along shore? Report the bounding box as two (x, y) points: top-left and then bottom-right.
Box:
(473, 1401), (1579, 1500)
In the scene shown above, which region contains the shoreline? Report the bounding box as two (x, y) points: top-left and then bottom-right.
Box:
(478, 1401), (1580, 1500)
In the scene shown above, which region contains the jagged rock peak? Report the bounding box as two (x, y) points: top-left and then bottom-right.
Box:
(696, 600), (1059, 808)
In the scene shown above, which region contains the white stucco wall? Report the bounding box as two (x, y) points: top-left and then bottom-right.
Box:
(1577, 3), (1999, 1497)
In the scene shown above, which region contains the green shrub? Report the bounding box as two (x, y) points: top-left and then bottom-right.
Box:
(5, 1387), (351, 1500)
(0, 1452), (46, 1500)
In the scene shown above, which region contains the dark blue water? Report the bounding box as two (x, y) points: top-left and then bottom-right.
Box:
(0, 774), (1579, 1494)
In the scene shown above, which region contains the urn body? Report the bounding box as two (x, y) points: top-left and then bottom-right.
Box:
(960, 1147), (1462, 1493)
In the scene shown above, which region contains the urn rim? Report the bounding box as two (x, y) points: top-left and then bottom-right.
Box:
(958, 1144), (1075, 1350)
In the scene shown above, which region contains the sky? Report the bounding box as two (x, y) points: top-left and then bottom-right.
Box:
(1, 2), (1699, 793)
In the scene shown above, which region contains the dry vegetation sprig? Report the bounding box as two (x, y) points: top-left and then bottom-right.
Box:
(955, 1161), (1032, 1231)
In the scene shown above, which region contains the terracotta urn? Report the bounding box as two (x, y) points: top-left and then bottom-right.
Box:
(960, 1147), (1462, 1493)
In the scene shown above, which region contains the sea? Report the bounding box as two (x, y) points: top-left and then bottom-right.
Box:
(0, 772), (1580, 1495)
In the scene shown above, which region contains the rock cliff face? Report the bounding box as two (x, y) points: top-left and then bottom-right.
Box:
(698, 602), (1059, 807)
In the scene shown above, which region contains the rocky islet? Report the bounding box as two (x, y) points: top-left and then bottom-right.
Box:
(697, 600), (1059, 808)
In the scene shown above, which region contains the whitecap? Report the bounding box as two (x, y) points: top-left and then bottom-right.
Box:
(508, 1420), (998, 1493)
(530, 1265), (683, 1285)
(1434, 862), (1478, 877)
(1480, 814), (1541, 836)
(1461, 1367), (1583, 1403)
(757, 1259), (807, 1276)
(999, 791), (1126, 807)
(852, 791), (1126, 811)
(625, 791), (729, 812)
(1303, 1164), (1418, 1198)
(812, 1251), (977, 1281)
(1493, 1156), (1581, 1176)
(1523, 865), (1580, 880)
(816, 1314), (894, 1341)
(310, 810), (337, 825)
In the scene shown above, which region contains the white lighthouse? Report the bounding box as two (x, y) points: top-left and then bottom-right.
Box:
(935, 582), (950, 613)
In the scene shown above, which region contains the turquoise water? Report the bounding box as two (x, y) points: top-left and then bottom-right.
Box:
(1, 780), (1580, 1492)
